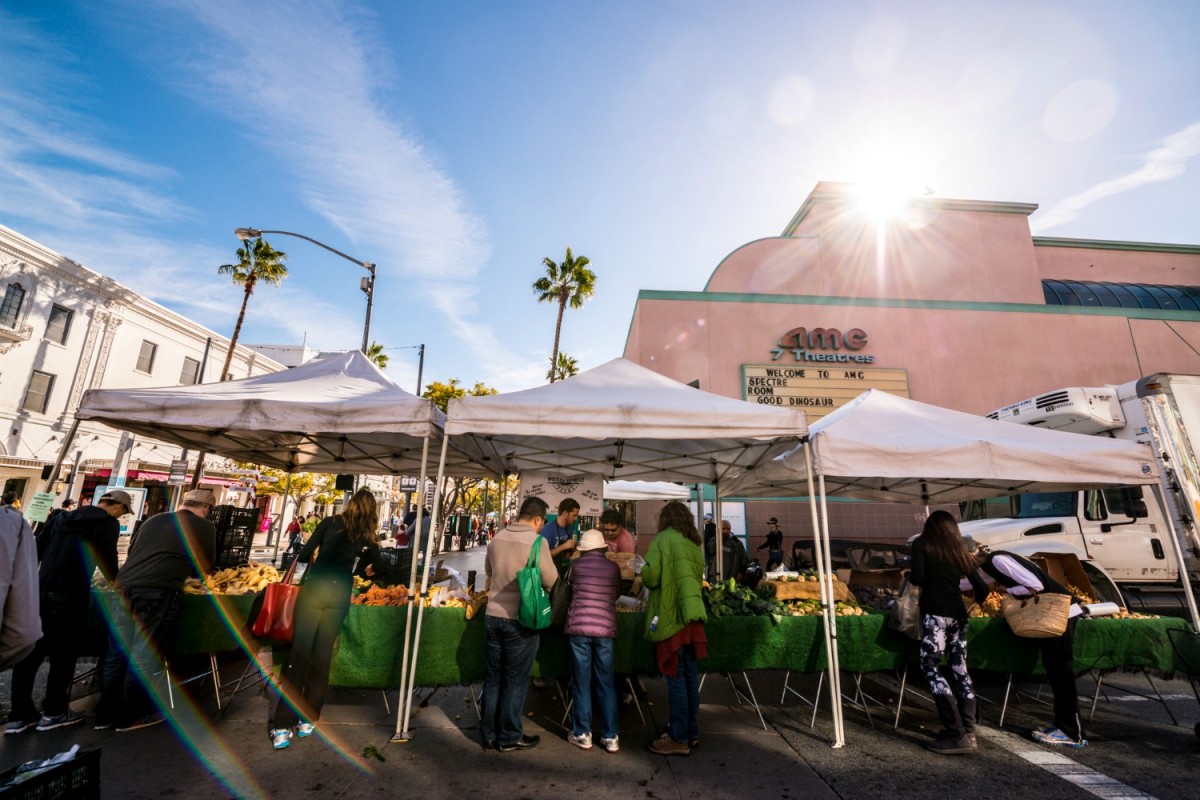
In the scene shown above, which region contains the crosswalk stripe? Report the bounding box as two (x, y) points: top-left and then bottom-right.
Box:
(976, 727), (1158, 800)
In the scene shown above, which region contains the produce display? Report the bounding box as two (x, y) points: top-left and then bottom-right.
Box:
(965, 584), (1158, 620)
(183, 562), (281, 595)
(352, 584), (410, 607)
(704, 578), (866, 623)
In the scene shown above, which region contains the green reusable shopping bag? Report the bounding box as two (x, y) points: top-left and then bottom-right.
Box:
(518, 539), (553, 630)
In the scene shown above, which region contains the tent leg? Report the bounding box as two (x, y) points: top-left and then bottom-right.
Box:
(396, 435), (450, 741)
(817, 472), (845, 747)
(40, 418), (81, 493)
(392, 435), (433, 742)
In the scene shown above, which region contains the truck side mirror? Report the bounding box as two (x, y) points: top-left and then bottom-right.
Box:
(1129, 499), (1148, 518)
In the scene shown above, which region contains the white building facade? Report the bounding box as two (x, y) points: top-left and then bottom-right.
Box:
(0, 223), (286, 513)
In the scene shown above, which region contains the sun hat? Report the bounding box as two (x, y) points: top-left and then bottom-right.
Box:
(577, 530), (608, 551)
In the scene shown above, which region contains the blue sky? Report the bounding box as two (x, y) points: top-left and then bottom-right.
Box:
(3, 0), (1199, 392)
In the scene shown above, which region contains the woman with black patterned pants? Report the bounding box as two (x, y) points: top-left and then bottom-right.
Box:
(909, 510), (989, 755)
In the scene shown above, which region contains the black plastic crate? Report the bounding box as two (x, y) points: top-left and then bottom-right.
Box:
(214, 545), (251, 569)
(0, 747), (100, 799)
(211, 505), (258, 531)
(372, 548), (414, 588)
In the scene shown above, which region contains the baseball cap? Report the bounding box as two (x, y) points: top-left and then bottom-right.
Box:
(768, 517), (779, 524)
(99, 490), (133, 509)
(577, 530), (608, 551)
(703, 512), (713, 520)
(183, 489), (217, 507)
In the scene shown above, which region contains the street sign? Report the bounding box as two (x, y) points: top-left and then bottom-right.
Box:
(168, 459), (189, 486)
(399, 476), (419, 491)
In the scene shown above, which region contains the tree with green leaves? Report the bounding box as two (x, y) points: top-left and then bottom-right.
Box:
(546, 351), (578, 381)
(217, 238), (289, 380)
(422, 378), (498, 413)
(532, 247), (596, 382)
(366, 341), (389, 369)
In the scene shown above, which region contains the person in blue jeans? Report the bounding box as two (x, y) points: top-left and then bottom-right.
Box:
(564, 529), (622, 752)
(481, 496), (558, 752)
(642, 501), (707, 756)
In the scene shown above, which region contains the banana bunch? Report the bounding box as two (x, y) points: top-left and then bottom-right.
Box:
(353, 575), (373, 592)
(184, 562), (282, 595)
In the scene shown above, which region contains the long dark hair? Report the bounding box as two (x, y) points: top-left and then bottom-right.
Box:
(341, 489), (379, 546)
(657, 501), (701, 545)
(918, 509), (975, 576)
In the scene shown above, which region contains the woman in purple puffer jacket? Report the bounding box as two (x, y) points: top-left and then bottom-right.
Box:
(564, 529), (623, 753)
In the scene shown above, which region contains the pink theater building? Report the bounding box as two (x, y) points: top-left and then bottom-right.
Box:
(624, 182), (1200, 544)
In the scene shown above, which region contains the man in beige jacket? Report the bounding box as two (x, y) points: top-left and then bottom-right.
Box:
(481, 495), (558, 752)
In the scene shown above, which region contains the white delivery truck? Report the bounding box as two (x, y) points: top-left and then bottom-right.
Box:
(960, 374), (1200, 614)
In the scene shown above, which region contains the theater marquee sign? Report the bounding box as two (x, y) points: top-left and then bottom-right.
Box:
(744, 325), (909, 418)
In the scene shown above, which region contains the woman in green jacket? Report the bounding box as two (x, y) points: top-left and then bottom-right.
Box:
(642, 501), (707, 757)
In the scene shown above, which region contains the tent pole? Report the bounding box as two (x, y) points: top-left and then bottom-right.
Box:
(393, 435), (433, 740)
(397, 434), (449, 741)
(803, 444), (842, 747)
(270, 472), (293, 567)
(1151, 483), (1200, 632)
(817, 473), (845, 747)
(40, 418), (81, 493)
(714, 488), (723, 579)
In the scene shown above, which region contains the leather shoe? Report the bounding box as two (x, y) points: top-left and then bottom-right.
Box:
(497, 735), (540, 752)
(481, 739), (497, 751)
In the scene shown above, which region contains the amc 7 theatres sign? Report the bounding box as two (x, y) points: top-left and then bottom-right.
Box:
(744, 326), (908, 419)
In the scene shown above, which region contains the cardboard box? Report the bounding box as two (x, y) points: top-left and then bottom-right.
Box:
(848, 568), (905, 590)
(1030, 552), (1094, 599)
(764, 578), (852, 602)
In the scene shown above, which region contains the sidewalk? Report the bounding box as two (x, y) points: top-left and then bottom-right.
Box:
(1, 660), (840, 799)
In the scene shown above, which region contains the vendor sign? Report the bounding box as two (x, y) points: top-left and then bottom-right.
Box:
(519, 470), (603, 517)
(23, 492), (57, 523)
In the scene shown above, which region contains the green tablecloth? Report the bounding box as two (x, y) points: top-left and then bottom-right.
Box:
(151, 596), (1191, 690)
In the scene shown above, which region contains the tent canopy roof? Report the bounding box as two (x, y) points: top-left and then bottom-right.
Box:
(76, 351), (483, 475)
(724, 389), (1159, 503)
(445, 358), (807, 485)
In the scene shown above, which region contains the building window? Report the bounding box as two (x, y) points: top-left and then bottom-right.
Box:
(0, 283), (25, 328)
(22, 371), (54, 413)
(136, 340), (157, 374)
(45, 304), (73, 344)
(1044, 279), (1200, 311)
(179, 356), (201, 385)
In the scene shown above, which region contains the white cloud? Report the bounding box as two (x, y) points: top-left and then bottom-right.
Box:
(154, 0), (529, 371)
(1033, 121), (1200, 232)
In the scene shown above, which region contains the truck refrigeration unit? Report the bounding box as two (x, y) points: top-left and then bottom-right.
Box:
(960, 374), (1200, 619)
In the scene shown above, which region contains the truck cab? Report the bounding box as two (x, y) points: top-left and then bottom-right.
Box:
(960, 485), (1176, 584)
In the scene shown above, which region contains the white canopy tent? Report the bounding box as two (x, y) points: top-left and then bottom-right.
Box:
(73, 350), (489, 476)
(724, 389), (1192, 744)
(73, 350), (494, 736)
(394, 357), (810, 740)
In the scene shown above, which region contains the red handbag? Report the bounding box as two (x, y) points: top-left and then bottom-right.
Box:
(251, 559), (301, 642)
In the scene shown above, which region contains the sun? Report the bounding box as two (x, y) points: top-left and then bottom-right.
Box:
(842, 129), (940, 221)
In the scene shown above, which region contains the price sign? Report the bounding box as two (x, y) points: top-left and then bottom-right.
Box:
(742, 365), (909, 420)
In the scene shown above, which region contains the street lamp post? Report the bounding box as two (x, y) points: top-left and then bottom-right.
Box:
(234, 228), (376, 354)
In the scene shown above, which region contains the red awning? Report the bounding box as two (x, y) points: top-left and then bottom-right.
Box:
(91, 469), (243, 488)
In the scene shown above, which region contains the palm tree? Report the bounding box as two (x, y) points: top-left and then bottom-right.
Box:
(217, 238), (288, 380)
(546, 351), (578, 381)
(366, 341), (389, 369)
(532, 247), (596, 382)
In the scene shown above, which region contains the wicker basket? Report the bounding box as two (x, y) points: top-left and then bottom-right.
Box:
(1001, 592), (1071, 638)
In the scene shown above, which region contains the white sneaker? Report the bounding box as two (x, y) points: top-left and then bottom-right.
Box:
(567, 732), (593, 750)
(271, 728), (293, 750)
(600, 736), (619, 753)
(296, 722), (315, 738)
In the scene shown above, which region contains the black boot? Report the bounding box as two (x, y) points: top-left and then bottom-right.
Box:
(928, 695), (976, 755)
(958, 696), (978, 734)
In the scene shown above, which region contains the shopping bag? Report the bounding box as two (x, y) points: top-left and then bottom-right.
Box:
(549, 563), (573, 631)
(888, 575), (921, 640)
(517, 540), (553, 630)
(250, 559), (301, 642)
(1001, 591), (1070, 638)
